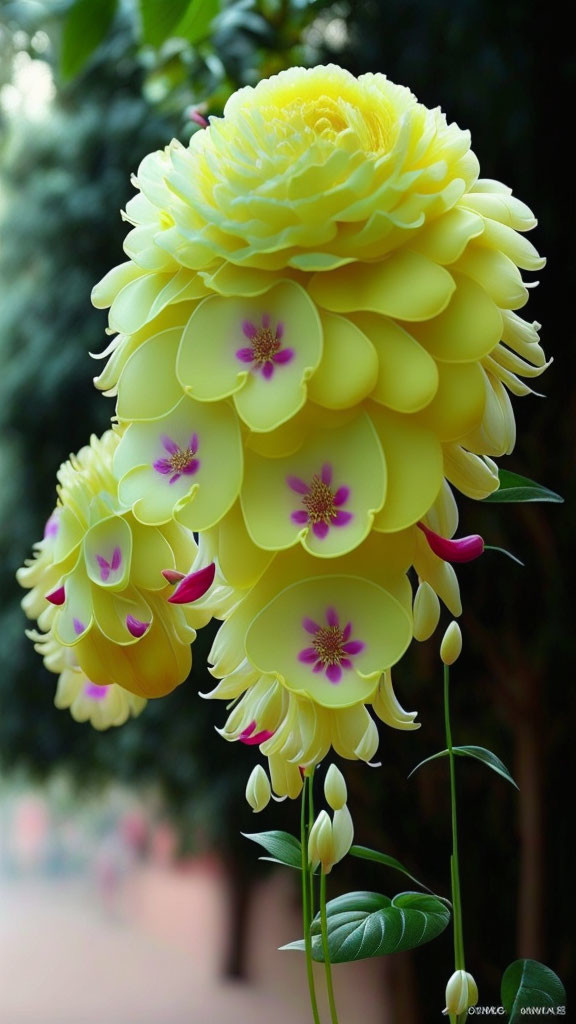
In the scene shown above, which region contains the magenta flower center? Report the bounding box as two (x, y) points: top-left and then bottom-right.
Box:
(154, 433), (200, 484)
(168, 446), (197, 473)
(302, 475), (338, 526)
(311, 624), (347, 667)
(251, 326), (282, 365)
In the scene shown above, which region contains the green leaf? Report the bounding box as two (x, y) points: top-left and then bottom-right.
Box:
(501, 959), (566, 1021)
(484, 469), (563, 504)
(408, 745), (518, 789)
(139, 0), (191, 45)
(349, 845), (434, 894)
(484, 545), (525, 567)
(242, 830), (302, 868)
(60, 0), (118, 80)
(281, 891), (450, 962)
(173, 0), (220, 44)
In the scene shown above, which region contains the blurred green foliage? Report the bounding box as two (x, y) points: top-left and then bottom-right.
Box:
(0, 0), (572, 1014)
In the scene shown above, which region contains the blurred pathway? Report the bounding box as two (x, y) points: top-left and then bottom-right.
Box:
(0, 860), (390, 1024)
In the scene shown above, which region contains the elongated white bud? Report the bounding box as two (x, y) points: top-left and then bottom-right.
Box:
(440, 621), (463, 666)
(413, 581), (441, 641)
(332, 804), (354, 863)
(324, 764), (347, 810)
(308, 810), (335, 873)
(245, 764), (271, 812)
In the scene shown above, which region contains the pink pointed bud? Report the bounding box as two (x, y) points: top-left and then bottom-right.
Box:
(189, 108), (208, 127)
(161, 569), (186, 585)
(239, 720), (275, 746)
(46, 585), (66, 606)
(126, 615), (150, 638)
(167, 563), (216, 604)
(418, 522), (485, 563)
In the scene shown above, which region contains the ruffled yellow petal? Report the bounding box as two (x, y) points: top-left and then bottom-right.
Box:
(245, 575), (412, 708)
(241, 412), (386, 557)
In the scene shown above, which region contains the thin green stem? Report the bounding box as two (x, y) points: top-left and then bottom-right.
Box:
(444, 662), (466, 976)
(308, 773), (316, 919)
(320, 871), (340, 1024)
(301, 778), (321, 1024)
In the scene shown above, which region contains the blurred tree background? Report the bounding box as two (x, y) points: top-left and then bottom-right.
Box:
(0, 0), (572, 1018)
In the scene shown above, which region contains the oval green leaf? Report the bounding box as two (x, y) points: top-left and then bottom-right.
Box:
(484, 469), (563, 504)
(408, 745), (518, 789)
(242, 830), (302, 868)
(281, 891), (450, 962)
(501, 959), (566, 1021)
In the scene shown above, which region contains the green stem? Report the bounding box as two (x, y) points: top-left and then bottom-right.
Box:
(308, 773), (316, 919)
(320, 871), (340, 1024)
(444, 663), (468, 1024)
(301, 777), (321, 1024)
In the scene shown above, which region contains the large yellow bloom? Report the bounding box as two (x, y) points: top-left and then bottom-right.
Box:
(20, 66), (549, 795)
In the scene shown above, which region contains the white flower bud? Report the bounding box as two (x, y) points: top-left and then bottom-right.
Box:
(440, 621), (463, 666)
(332, 804), (354, 863)
(245, 764), (271, 812)
(413, 581), (441, 641)
(324, 764), (347, 810)
(308, 810), (335, 873)
(443, 970), (478, 1016)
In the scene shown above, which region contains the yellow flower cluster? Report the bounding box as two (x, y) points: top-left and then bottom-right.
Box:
(20, 66), (547, 779)
(18, 431), (207, 727)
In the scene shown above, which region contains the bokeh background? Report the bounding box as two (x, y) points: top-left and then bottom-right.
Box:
(0, 1), (572, 1021)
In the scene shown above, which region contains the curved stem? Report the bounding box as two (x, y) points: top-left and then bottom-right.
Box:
(301, 778), (321, 1024)
(320, 870), (340, 1024)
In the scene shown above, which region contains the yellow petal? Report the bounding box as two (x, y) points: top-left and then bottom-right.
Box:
(353, 313), (439, 413)
(415, 360), (486, 441)
(308, 250), (455, 321)
(370, 405), (443, 531)
(308, 312), (378, 409)
(408, 271), (502, 363)
(117, 328), (183, 421)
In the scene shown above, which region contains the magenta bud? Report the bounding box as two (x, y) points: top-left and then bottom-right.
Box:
(161, 569), (186, 585)
(189, 109), (208, 127)
(418, 522), (485, 563)
(167, 563), (216, 604)
(46, 585), (66, 606)
(126, 615), (150, 638)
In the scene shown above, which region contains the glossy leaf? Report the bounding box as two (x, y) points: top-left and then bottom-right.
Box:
(349, 845), (434, 894)
(408, 745), (518, 789)
(174, 0), (220, 44)
(484, 469), (563, 504)
(501, 959), (566, 1021)
(281, 891), (450, 962)
(60, 0), (117, 80)
(243, 830), (302, 868)
(139, 0), (191, 45)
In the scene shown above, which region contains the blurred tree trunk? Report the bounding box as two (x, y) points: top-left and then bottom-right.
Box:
(220, 853), (254, 980)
